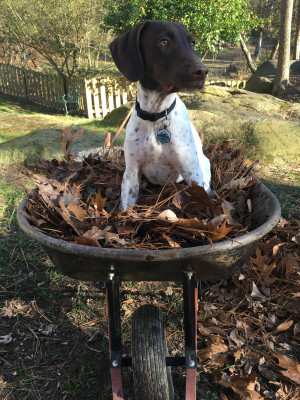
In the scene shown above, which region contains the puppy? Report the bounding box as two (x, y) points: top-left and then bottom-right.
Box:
(110, 20), (211, 212)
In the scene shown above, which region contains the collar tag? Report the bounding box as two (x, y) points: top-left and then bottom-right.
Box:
(157, 128), (171, 143)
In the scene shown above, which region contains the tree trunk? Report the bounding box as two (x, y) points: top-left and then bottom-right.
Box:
(272, 0), (295, 96)
(293, 0), (300, 60)
(254, 30), (263, 61)
(271, 39), (279, 60)
(239, 33), (257, 73)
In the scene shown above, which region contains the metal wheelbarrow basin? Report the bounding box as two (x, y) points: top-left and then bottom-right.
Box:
(17, 180), (281, 400)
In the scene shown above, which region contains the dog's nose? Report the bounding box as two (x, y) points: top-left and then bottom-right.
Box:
(190, 64), (208, 80)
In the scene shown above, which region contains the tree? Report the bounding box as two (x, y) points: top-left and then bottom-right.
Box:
(239, 33), (257, 73)
(294, 0), (300, 59)
(272, 0), (295, 96)
(0, 0), (106, 90)
(104, 0), (259, 58)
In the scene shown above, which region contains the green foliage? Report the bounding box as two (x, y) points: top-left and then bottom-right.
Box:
(104, 0), (261, 55)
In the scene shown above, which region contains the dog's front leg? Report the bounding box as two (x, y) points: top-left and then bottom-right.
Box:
(120, 166), (141, 213)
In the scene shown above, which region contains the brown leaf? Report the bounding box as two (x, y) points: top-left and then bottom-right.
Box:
(197, 323), (226, 337)
(275, 320), (294, 333)
(221, 199), (237, 224)
(275, 354), (300, 384)
(59, 125), (84, 164)
(0, 301), (31, 318)
(162, 233), (181, 248)
(214, 370), (263, 400)
(230, 328), (245, 347)
(197, 342), (228, 366)
(68, 203), (87, 222)
(0, 376), (7, 388)
(92, 189), (107, 212)
(75, 237), (101, 247)
(190, 181), (221, 218)
(207, 218), (233, 241)
(57, 199), (81, 235)
(84, 226), (128, 247)
(222, 176), (253, 190)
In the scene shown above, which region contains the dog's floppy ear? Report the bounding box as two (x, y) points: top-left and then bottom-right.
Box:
(109, 22), (147, 82)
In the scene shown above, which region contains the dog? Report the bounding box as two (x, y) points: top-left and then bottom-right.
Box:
(110, 20), (211, 212)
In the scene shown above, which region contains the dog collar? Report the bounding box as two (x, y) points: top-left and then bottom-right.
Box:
(135, 98), (176, 122)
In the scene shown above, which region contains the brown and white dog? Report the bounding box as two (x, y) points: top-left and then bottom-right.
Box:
(110, 20), (211, 212)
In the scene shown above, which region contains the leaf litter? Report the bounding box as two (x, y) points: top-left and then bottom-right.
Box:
(197, 216), (300, 399)
(21, 127), (261, 249)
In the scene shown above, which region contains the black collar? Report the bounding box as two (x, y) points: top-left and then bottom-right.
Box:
(135, 98), (176, 122)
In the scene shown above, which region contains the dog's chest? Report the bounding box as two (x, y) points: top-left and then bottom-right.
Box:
(125, 100), (197, 184)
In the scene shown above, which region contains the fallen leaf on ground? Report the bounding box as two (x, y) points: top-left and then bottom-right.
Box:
(275, 354), (300, 385)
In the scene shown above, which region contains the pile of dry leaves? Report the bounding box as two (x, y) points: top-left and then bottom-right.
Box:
(197, 219), (300, 399)
(22, 126), (260, 249)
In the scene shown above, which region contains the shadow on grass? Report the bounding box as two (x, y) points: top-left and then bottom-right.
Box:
(260, 179), (300, 219)
(0, 92), (62, 116)
(0, 208), (112, 399)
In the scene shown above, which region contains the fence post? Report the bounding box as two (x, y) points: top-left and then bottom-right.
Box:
(93, 78), (101, 118)
(100, 83), (108, 118)
(108, 81), (114, 112)
(115, 80), (121, 108)
(85, 79), (94, 119)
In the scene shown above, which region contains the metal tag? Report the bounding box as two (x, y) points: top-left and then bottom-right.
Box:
(157, 128), (171, 144)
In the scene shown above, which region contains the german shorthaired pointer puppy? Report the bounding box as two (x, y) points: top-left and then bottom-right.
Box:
(110, 20), (211, 212)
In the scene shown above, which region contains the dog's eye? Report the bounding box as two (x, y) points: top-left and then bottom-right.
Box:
(159, 39), (168, 47)
(190, 40), (196, 48)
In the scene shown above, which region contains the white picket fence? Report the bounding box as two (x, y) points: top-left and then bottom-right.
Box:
(84, 77), (136, 119)
(0, 63), (246, 119)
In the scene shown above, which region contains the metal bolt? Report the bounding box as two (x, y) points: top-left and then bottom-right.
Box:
(189, 359), (196, 368)
(107, 272), (115, 281)
(112, 360), (119, 367)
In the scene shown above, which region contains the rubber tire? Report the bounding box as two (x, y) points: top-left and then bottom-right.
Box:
(131, 304), (174, 400)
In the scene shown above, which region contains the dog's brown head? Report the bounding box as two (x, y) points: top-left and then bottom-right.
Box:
(110, 20), (208, 93)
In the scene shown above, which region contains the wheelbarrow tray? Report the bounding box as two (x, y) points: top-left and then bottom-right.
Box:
(17, 180), (281, 400)
(17, 180), (281, 282)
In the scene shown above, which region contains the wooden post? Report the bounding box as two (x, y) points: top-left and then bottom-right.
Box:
(93, 78), (101, 118)
(85, 79), (94, 119)
(100, 83), (108, 118)
(108, 82), (114, 112)
(115, 81), (121, 108)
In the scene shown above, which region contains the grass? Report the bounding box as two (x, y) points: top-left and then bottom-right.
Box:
(0, 93), (127, 158)
(0, 92), (299, 399)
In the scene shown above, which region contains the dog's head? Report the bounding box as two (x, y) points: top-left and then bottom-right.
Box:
(110, 20), (208, 93)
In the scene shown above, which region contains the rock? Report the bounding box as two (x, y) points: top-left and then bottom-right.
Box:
(245, 60), (300, 94)
(246, 76), (273, 94)
(183, 85), (300, 163)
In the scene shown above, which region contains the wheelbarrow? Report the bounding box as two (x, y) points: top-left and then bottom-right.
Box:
(17, 180), (281, 400)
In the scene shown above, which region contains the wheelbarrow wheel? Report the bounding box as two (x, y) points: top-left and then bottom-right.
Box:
(131, 304), (174, 400)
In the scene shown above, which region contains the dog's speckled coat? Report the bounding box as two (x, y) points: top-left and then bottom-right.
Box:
(110, 21), (211, 212)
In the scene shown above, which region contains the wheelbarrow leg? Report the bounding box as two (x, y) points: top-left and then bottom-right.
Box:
(183, 273), (198, 400)
(106, 273), (124, 400)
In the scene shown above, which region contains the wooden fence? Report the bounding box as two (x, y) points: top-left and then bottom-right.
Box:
(0, 63), (87, 113)
(0, 63), (246, 119)
(85, 77), (136, 119)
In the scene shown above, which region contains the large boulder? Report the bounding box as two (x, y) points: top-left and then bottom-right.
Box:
(182, 85), (300, 163)
(245, 60), (300, 93)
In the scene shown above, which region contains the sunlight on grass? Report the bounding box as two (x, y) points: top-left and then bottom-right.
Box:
(0, 179), (24, 232)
